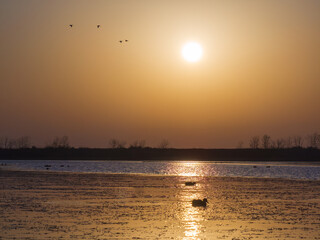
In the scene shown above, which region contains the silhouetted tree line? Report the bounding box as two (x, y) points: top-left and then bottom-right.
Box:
(108, 138), (170, 149)
(1, 135), (320, 161)
(0, 136), (70, 149)
(47, 136), (70, 148)
(0, 136), (171, 150)
(0, 136), (31, 149)
(1, 133), (320, 150)
(248, 132), (320, 149)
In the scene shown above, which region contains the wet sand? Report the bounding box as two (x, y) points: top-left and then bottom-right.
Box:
(0, 170), (320, 239)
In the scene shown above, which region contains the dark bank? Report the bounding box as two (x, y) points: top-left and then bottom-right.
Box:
(1, 147), (320, 161)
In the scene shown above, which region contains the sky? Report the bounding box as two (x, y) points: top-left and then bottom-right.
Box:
(0, 0), (320, 148)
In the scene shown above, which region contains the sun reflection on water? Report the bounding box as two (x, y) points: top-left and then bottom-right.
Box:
(170, 162), (209, 239)
(165, 161), (215, 177)
(182, 201), (202, 239)
(178, 189), (208, 240)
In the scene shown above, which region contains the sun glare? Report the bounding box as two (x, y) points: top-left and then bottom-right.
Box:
(182, 42), (203, 62)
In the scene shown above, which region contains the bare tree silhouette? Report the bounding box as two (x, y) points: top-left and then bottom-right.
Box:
(130, 139), (146, 148)
(158, 139), (170, 149)
(109, 138), (127, 148)
(262, 134), (271, 149)
(48, 136), (70, 148)
(0, 137), (17, 149)
(249, 136), (260, 149)
(15, 136), (30, 149)
(4, 137), (11, 149)
(293, 135), (304, 148)
(285, 136), (293, 148)
(109, 138), (118, 148)
(0, 137), (5, 149)
(307, 132), (320, 148)
(274, 138), (285, 149)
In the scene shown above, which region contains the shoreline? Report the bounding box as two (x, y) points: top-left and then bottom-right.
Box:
(1, 147), (320, 162)
(3, 158), (320, 166)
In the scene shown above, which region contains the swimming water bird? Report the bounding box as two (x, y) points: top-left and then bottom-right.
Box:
(69, 24), (73, 28)
(125, 39), (128, 42)
(192, 198), (208, 207)
(97, 25), (100, 28)
(185, 182), (196, 186)
(119, 40), (123, 43)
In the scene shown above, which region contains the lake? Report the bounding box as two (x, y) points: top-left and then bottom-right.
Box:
(1, 160), (319, 180)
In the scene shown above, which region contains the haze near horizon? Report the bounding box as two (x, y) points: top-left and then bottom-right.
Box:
(1, 0), (320, 148)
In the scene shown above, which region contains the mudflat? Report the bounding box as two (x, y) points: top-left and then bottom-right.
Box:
(0, 170), (319, 239)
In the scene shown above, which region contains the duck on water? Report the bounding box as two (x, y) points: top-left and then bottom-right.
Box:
(192, 198), (208, 207)
(185, 182), (196, 186)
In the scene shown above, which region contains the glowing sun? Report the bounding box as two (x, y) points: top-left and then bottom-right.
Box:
(182, 42), (203, 62)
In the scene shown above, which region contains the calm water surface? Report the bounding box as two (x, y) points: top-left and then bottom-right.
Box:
(1, 160), (319, 180)
(1, 162), (320, 239)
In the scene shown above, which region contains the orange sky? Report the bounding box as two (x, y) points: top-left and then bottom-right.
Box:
(0, 0), (320, 148)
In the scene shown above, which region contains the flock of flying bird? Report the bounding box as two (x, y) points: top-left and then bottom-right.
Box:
(68, 24), (128, 43)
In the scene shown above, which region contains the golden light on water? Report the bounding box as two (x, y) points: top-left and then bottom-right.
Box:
(2, 166), (319, 239)
(183, 206), (202, 239)
(166, 161), (214, 177)
(177, 183), (207, 239)
(177, 162), (200, 176)
(170, 162), (210, 239)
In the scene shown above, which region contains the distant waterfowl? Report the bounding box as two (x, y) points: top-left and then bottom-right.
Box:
(192, 198), (208, 207)
(253, 166), (257, 168)
(266, 166), (271, 168)
(125, 39), (128, 42)
(97, 25), (100, 28)
(185, 182), (196, 186)
(69, 24), (73, 28)
(119, 40), (123, 43)
(60, 165), (64, 167)
(44, 165), (51, 168)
